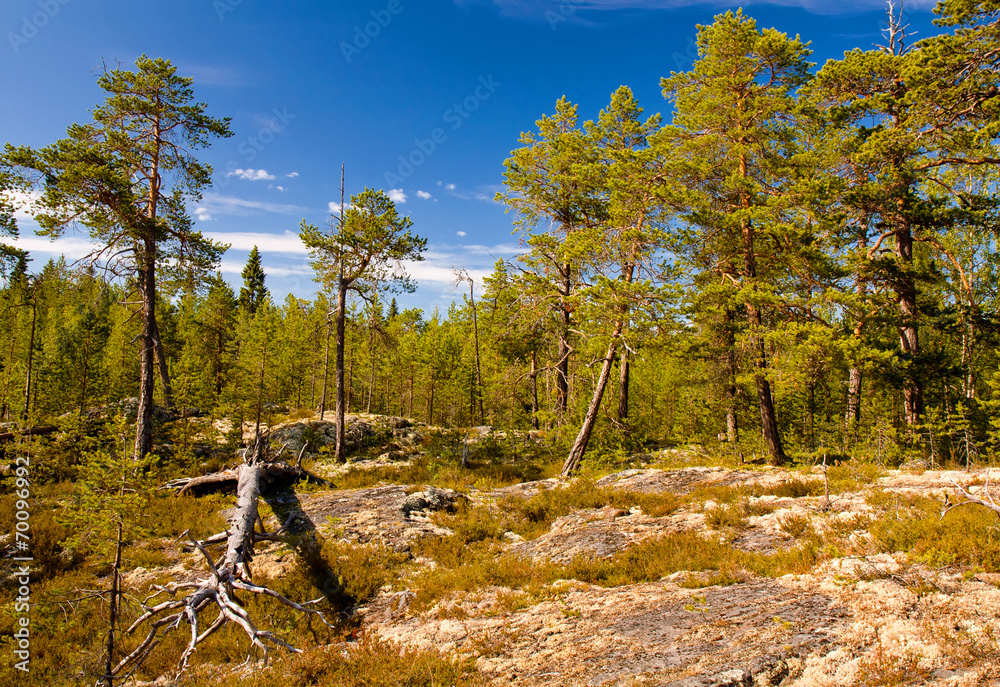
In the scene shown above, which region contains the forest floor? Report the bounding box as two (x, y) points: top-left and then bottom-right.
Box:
(7, 413), (1000, 686)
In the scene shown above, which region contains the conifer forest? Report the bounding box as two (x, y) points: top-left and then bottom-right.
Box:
(2, 1), (1000, 686)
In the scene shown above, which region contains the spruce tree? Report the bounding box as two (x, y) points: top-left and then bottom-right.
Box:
(238, 245), (269, 315)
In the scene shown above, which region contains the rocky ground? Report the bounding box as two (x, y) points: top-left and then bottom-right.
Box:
(231, 432), (1000, 687)
(121, 414), (1000, 686)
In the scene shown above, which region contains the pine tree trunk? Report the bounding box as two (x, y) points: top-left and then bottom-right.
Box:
(845, 366), (862, 439)
(319, 313), (331, 420)
(530, 349), (539, 431)
(739, 155), (785, 465)
(555, 263), (572, 420)
(617, 348), (630, 423)
(723, 310), (739, 443)
(103, 519), (123, 687)
(150, 316), (174, 408)
(135, 247), (156, 460)
(21, 289), (36, 424)
(562, 332), (620, 477)
(896, 226), (922, 426)
(743, 265), (786, 464)
(334, 284), (347, 462)
(469, 284), (485, 424)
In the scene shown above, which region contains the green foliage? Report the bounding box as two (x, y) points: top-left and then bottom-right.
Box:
(238, 245), (269, 315)
(211, 636), (484, 687)
(870, 495), (1000, 570)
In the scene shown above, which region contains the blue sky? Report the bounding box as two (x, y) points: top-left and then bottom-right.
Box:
(2, 0), (944, 311)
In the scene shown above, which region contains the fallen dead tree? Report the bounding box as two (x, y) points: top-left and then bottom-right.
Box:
(162, 443), (333, 496)
(0, 424), (58, 443)
(114, 439), (336, 677)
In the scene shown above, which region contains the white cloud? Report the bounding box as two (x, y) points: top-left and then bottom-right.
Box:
(228, 168), (276, 181)
(204, 230), (308, 255)
(8, 234), (100, 260)
(286, 172), (299, 178)
(195, 207), (213, 222)
(416, 190), (433, 200)
(388, 188), (407, 204)
(457, 231), (467, 237)
(328, 201), (356, 215)
(198, 193), (304, 217)
(401, 261), (490, 287)
(445, 184), (456, 191)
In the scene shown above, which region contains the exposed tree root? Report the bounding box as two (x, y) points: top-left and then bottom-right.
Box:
(119, 440), (335, 677)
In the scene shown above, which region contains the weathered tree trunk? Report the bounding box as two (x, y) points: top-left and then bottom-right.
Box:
(102, 519), (123, 687)
(739, 153), (786, 465)
(319, 313), (331, 420)
(150, 316), (174, 409)
(616, 260), (636, 424)
(529, 348), (540, 430)
(555, 263), (572, 421)
(617, 348), (630, 423)
(21, 288), (36, 424)
(468, 281), (485, 424)
(123, 444), (333, 678)
(562, 324), (623, 477)
(135, 246), (156, 460)
(333, 286), (348, 462)
(896, 225), (922, 427)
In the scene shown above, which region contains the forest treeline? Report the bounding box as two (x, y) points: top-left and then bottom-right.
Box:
(2, 1), (1000, 469)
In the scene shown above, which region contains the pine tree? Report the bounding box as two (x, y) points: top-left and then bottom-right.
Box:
(4, 56), (231, 458)
(497, 97), (606, 422)
(300, 187), (426, 460)
(661, 9), (815, 465)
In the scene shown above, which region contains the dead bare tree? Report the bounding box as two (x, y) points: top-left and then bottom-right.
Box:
(942, 469), (1000, 519)
(111, 439), (334, 679)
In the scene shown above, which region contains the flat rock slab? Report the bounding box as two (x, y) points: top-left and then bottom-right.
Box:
(368, 577), (847, 686)
(509, 507), (674, 563)
(595, 468), (786, 495)
(285, 484), (462, 552)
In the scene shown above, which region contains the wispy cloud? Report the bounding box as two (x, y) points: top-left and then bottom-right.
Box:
(197, 193), (305, 217)
(195, 207), (213, 222)
(286, 172), (300, 178)
(228, 168), (276, 181)
(175, 63), (247, 87)
(203, 230), (308, 255)
(416, 190), (433, 200)
(8, 234), (99, 260)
